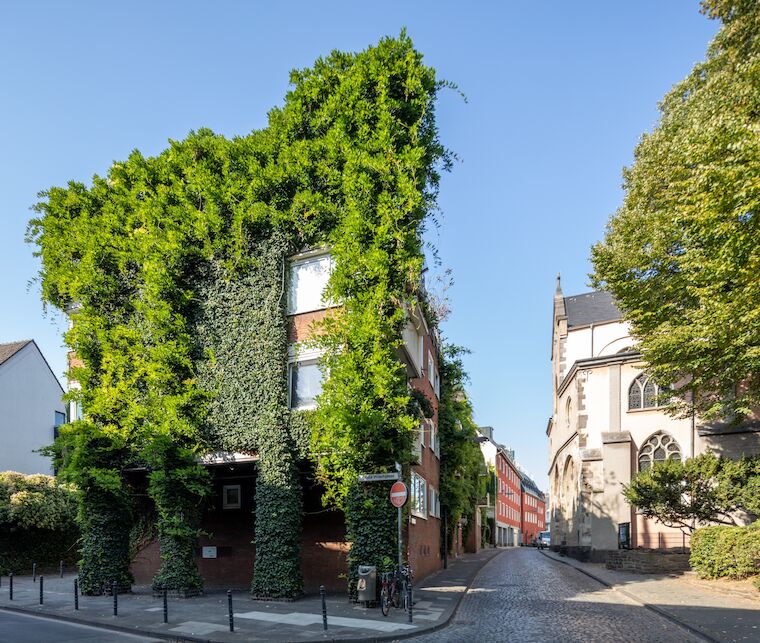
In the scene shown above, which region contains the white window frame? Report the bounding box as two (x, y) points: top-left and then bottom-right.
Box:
(411, 472), (428, 519)
(288, 345), (326, 411)
(223, 484), (242, 510)
(287, 251), (334, 315)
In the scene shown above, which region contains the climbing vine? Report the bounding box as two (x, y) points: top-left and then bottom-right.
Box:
(29, 32), (450, 599)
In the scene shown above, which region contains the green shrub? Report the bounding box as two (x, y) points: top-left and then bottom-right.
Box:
(0, 471), (79, 574)
(690, 523), (760, 584)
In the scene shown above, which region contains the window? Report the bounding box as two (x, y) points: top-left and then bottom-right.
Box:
(638, 431), (682, 471)
(429, 486), (441, 518)
(54, 411), (66, 438)
(223, 484), (241, 509)
(287, 253), (333, 314)
(628, 374), (667, 410)
(565, 397), (572, 428)
(289, 360), (323, 409)
(427, 353), (435, 388)
(411, 472), (427, 518)
(432, 420), (440, 458)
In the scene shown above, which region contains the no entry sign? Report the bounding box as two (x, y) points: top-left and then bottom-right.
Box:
(389, 481), (408, 508)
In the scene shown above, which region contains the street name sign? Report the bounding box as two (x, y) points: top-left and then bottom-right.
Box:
(390, 481), (408, 508)
(358, 472), (400, 482)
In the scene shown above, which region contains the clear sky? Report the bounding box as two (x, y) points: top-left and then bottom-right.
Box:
(0, 1), (718, 487)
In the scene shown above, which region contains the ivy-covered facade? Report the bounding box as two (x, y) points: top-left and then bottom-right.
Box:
(34, 34), (457, 597)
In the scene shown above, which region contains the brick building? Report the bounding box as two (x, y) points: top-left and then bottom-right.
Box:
(519, 474), (546, 545)
(127, 248), (442, 591)
(478, 427), (523, 547)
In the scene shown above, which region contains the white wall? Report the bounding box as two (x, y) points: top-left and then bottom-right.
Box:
(564, 320), (632, 369)
(0, 343), (64, 474)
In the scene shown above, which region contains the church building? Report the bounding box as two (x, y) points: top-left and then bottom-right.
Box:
(547, 277), (760, 560)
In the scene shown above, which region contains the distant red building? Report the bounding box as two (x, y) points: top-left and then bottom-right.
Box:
(495, 447), (522, 546)
(520, 474), (546, 545)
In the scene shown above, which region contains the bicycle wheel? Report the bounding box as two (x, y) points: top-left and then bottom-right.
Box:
(380, 585), (390, 616)
(391, 581), (400, 608)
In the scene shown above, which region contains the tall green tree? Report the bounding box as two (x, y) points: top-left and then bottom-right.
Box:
(438, 346), (487, 552)
(591, 0), (760, 420)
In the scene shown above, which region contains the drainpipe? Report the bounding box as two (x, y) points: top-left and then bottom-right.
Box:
(691, 403), (696, 458)
(590, 323), (595, 357)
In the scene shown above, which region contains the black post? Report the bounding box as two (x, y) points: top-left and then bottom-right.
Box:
(227, 590), (234, 632)
(443, 509), (448, 569)
(9, 573), (13, 600)
(59, 560), (64, 578)
(162, 586), (168, 624)
(33, 562), (37, 582)
(39, 576), (44, 605)
(74, 578), (79, 610)
(320, 585), (327, 631)
(407, 578), (412, 624)
(112, 581), (118, 616)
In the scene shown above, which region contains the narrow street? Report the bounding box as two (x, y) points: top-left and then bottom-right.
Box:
(408, 548), (704, 643)
(0, 609), (159, 642)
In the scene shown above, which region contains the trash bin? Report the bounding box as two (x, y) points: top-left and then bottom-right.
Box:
(357, 565), (377, 603)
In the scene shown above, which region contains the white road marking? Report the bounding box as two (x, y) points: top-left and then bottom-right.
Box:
(235, 610), (417, 632)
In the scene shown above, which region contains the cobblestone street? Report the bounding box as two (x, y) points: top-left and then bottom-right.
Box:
(408, 548), (704, 643)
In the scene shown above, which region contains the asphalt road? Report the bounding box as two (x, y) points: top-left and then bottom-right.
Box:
(0, 609), (160, 642)
(408, 547), (705, 643)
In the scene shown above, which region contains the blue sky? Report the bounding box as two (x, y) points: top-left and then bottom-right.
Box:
(0, 1), (718, 487)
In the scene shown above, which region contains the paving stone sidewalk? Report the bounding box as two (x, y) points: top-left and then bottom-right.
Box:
(540, 549), (760, 643)
(0, 548), (502, 643)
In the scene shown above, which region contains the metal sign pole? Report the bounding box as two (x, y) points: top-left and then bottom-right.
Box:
(396, 462), (403, 571)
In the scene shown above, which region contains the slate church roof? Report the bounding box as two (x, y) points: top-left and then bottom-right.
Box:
(0, 340), (32, 367)
(564, 291), (621, 329)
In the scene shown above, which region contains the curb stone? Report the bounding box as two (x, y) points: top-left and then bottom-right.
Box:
(0, 550), (505, 643)
(539, 549), (716, 643)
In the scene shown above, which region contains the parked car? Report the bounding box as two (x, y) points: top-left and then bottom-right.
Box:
(538, 531), (551, 548)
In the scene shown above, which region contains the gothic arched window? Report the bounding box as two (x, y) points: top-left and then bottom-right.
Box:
(628, 374), (665, 410)
(638, 431), (681, 471)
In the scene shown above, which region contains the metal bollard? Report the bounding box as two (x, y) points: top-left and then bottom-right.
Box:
(320, 584), (328, 630)
(40, 576), (44, 605)
(407, 580), (412, 624)
(74, 578), (79, 610)
(33, 563), (37, 583)
(162, 586), (168, 624)
(59, 560), (64, 578)
(9, 573), (13, 600)
(112, 581), (118, 616)
(227, 590), (234, 632)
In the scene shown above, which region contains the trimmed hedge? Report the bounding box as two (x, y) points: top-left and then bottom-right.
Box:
(0, 472), (79, 575)
(690, 523), (760, 588)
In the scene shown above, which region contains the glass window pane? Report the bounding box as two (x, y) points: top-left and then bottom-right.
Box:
(290, 361), (323, 409)
(643, 380), (657, 407)
(287, 255), (332, 314)
(653, 447), (666, 461)
(629, 383), (642, 409)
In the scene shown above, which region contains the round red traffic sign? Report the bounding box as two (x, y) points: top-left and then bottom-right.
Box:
(390, 481), (408, 508)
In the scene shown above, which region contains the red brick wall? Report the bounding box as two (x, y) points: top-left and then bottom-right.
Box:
(131, 471), (350, 593)
(408, 333), (442, 582)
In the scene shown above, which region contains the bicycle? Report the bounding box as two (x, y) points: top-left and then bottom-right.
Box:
(380, 565), (413, 616)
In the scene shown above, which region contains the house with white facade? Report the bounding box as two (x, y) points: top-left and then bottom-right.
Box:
(547, 278), (760, 560)
(0, 340), (65, 474)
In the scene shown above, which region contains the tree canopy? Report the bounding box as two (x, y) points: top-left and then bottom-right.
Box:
(623, 452), (760, 532)
(590, 0), (760, 420)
